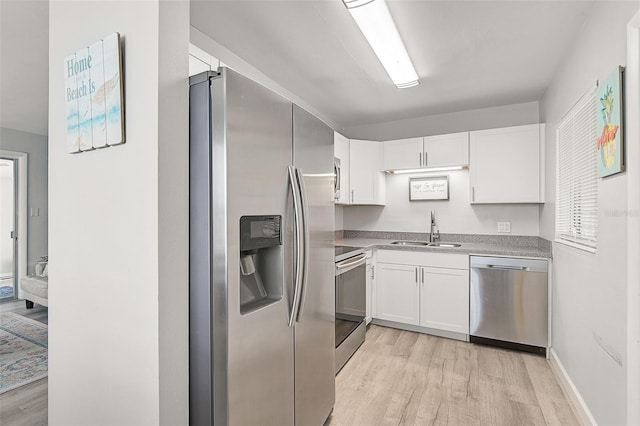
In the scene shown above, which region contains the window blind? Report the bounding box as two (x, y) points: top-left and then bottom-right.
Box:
(555, 89), (598, 251)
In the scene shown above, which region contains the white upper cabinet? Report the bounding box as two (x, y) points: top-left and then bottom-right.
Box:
(382, 132), (469, 171)
(334, 132), (350, 205)
(469, 124), (545, 204)
(423, 132), (469, 167)
(349, 139), (385, 205)
(383, 137), (423, 170)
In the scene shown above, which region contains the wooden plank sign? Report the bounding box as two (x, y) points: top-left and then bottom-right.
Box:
(64, 32), (124, 153)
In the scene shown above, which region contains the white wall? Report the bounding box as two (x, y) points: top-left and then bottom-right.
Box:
(0, 127), (48, 273)
(48, 1), (189, 425)
(341, 101), (539, 141)
(626, 13), (640, 425)
(539, 2), (639, 424)
(343, 170), (539, 235)
(158, 1), (190, 423)
(335, 205), (344, 231)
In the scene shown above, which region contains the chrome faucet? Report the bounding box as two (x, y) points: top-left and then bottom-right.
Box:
(429, 210), (440, 243)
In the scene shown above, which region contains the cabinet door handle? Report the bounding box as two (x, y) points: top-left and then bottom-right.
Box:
(472, 186), (475, 202)
(424, 152), (427, 167)
(419, 152), (422, 167)
(371, 265), (375, 279)
(415, 267), (418, 283)
(421, 268), (424, 284)
(351, 189), (354, 203)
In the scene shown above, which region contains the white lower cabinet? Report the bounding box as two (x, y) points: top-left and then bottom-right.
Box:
(374, 250), (469, 335)
(365, 250), (374, 324)
(375, 263), (420, 325)
(420, 267), (469, 334)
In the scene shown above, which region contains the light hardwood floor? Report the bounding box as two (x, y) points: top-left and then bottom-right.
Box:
(326, 325), (579, 426)
(0, 310), (577, 426)
(0, 299), (48, 426)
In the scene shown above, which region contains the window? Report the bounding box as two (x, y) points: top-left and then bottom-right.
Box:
(555, 88), (598, 252)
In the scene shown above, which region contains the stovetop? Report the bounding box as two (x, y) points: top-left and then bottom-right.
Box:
(335, 245), (366, 262)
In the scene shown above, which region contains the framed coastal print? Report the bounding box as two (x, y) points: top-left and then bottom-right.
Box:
(596, 66), (624, 177)
(409, 176), (449, 201)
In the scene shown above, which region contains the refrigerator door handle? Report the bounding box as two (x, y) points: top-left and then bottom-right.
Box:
(288, 166), (303, 328)
(334, 161), (340, 199)
(295, 167), (310, 322)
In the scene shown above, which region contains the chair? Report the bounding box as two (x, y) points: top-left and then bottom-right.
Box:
(20, 258), (48, 308)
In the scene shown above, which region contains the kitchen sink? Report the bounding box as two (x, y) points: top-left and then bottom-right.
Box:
(390, 241), (430, 246)
(428, 242), (462, 248)
(390, 241), (463, 248)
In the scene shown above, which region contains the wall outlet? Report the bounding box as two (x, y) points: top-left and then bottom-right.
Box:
(497, 221), (511, 233)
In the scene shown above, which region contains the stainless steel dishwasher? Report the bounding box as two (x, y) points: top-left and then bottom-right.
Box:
(470, 256), (548, 355)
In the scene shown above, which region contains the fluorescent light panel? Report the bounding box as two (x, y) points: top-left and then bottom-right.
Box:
(386, 166), (465, 174)
(344, 0), (419, 88)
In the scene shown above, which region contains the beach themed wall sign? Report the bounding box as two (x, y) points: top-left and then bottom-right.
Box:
(409, 176), (449, 201)
(65, 33), (125, 154)
(596, 66), (624, 177)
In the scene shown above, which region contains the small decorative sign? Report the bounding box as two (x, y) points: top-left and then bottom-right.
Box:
(596, 66), (624, 177)
(409, 176), (449, 201)
(65, 33), (124, 153)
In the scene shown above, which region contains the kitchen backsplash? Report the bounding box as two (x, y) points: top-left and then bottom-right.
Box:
(340, 170), (541, 236)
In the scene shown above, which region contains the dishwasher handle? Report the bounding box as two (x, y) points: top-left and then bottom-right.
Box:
(470, 256), (548, 273)
(486, 264), (528, 271)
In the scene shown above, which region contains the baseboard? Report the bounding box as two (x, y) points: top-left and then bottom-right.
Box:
(370, 319), (468, 342)
(548, 348), (597, 426)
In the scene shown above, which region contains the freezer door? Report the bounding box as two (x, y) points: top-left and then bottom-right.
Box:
(292, 105), (336, 425)
(217, 69), (295, 426)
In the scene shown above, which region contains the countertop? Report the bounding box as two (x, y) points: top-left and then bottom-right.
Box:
(336, 236), (552, 259)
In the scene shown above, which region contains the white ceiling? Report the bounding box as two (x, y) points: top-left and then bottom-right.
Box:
(0, 1), (596, 136)
(191, 0), (595, 129)
(0, 0), (49, 136)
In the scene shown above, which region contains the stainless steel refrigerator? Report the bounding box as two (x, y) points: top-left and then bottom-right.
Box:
(189, 68), (335, 426)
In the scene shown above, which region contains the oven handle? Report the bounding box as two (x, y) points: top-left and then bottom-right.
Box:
(336, 253), (367, 272)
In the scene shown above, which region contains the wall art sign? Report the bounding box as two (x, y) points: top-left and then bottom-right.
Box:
(596, 66), (624, 177)
(409, 176), (449, 201)
(65, 33), (124, 154)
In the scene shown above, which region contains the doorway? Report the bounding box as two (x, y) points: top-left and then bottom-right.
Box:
(0, 158), (17, 300)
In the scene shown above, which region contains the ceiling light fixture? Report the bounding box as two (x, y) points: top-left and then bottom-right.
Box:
(385, 166), (466, 175)
(343, 0), (419, 89)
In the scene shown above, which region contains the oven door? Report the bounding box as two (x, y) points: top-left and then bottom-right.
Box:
(335, 253), (366, 348)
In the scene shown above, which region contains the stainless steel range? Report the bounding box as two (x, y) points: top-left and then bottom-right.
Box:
(335, 246), (367, 373)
